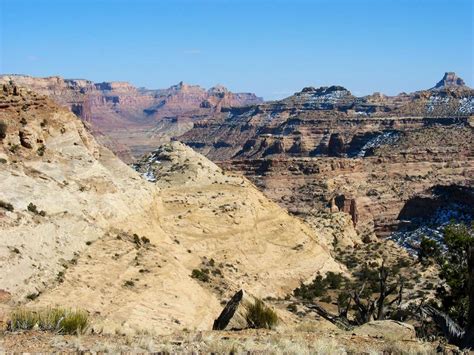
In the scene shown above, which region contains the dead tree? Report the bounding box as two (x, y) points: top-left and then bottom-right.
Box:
(352, 260), (404, 324)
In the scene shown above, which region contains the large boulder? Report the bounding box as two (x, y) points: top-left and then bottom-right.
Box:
(353, 320), (416, 340)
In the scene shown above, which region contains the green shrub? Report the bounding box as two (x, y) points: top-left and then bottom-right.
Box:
(27, 202), (46, 216)
(37, 144), (46, 156)
(26, 293), (39, 301)
(0, 200), (14, 212)
(294, 274), (327, 300)
(191, 268), (210, 282)
(27, 202), (38, 213)
(246, 299), (278, 329)
(418, 236), (440, 264)
(124, 280), (135, 287)
(8, 307), (88, 335)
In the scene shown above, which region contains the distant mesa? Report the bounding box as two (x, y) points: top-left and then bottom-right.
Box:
(432, 72), (467, 90)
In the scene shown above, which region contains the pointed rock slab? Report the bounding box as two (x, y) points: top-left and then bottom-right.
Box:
(213, 289), (257, 330)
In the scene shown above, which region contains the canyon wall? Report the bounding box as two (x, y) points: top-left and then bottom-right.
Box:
(0, 75), (262, 162)
(181, 73), (474, 238)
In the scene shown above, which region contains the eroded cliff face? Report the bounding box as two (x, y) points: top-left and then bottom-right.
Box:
(180, 76), (473, 161)
(0, 84), (345, 335)
(181, 73), (474, 239)
(0, 75), (262, 162)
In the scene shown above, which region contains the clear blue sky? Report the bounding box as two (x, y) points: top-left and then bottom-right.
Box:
(1, 0), (472, 99)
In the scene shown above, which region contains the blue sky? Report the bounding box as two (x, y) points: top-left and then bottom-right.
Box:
(1, 0), (472, 99)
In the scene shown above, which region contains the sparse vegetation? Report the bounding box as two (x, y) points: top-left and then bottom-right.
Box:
(0, 200), (14, 212)
(26, 292), (40, 301)
(27, 202), (46, 216)
(418, 236), (440, 264)
(0, 120), (7, 139)
(294, 272), (347, 300)
(191, 268), (210, 282)
(8, 307), (88, 335)
(245, 299), (278, 329)
(37, 144), (46, 156)
(124, 280), (135, 287)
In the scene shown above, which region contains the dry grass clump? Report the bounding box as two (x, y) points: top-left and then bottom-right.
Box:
(8, 307), (88, 335)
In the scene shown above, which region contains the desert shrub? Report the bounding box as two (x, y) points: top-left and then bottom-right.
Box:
(124, 280), (135, 287)
(133, 233), (141, 245)
(27, 202), (46, 216)
(27, 202), (38, 213)
(26, 293), (39, 301)
(0, 200), (14, 212)
(246, 299), (278, 329)
(0, 121), (6, 139)
(418, 236), (440, 264)
(191, 268), (210, 282)
(294, 272), (347, 300)
(37, 144), (45, 156)
(8, 308), (88, 335)
(294, 275), (327, 300)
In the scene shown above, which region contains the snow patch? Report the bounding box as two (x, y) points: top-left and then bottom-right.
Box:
(355, 131), (400, 157)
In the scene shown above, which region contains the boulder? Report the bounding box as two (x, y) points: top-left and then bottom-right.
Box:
(353, 320), (416, 340)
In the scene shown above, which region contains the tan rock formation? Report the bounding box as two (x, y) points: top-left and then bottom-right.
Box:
(0, 84), (342, 335)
